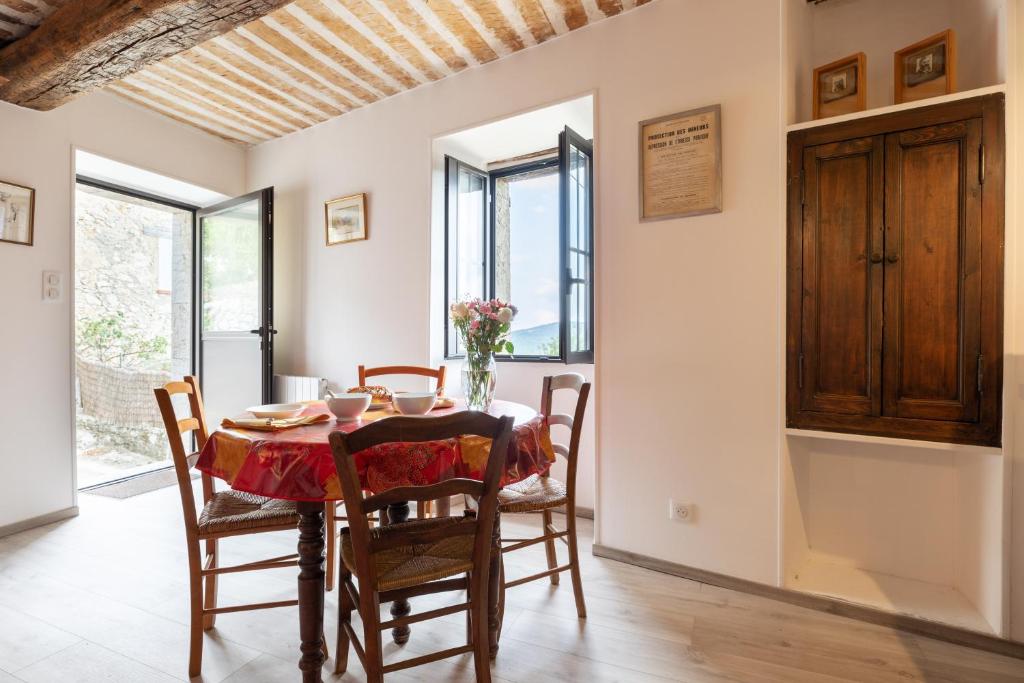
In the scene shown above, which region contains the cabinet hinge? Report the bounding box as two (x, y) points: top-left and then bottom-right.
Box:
(979, 144), (986, 185)
(977, 354), (984, 394)
(800, 168), (806, 206)
(798, 353), (804, 389)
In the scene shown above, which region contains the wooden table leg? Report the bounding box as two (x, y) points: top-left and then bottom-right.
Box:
(386, 501), (411, 645)
(488, 509), (503, 658)
(296, 501), (326, 683)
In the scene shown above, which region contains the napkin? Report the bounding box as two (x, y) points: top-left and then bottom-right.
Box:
(221, 413), (331, 432)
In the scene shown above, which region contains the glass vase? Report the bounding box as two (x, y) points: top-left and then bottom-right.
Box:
(461, 352), (497, 411)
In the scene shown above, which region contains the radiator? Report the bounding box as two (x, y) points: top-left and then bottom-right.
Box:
(273, 374), (327, 402)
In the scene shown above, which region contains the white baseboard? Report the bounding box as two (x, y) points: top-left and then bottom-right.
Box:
(0, 506), (79, 539)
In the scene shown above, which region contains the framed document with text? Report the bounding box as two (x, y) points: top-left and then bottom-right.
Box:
(639, 104), (722, 221)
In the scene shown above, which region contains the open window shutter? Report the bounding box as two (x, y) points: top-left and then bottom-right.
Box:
(559, 127), (595, 364)
(444, 155), (489, 357)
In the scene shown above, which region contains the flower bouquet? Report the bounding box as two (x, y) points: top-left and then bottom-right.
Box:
(449, 297), (516, 410)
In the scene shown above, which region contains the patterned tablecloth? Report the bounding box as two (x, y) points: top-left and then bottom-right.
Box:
(195, 399), (555, 502)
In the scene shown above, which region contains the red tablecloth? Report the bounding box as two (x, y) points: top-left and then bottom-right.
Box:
(195, 400), (554, 502)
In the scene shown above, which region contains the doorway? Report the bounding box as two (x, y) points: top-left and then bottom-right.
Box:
(74, 180), (196, 488)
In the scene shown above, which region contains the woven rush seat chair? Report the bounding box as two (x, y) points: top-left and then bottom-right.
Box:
(154, 376), (301, 679)
(197, 490), (299, 535)
(325, 363), (449, 591)
(497, 373), (591, 619)
(497, 475), (568, 513)
(329, 411), (513, 683)
(340, 515), (478, 592)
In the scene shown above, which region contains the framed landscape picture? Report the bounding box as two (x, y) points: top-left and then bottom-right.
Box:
(813, 53), (866, 119)
(0, 180), (35, 246)
(325, 193), (367, 246)
(895, 30), (956, 104)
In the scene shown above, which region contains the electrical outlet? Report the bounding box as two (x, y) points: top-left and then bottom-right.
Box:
(669, 499), (696, 523)
(42, 270), (63, 303)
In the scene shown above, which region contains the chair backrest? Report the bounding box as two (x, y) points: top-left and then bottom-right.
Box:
(154, 376), (214, 535)
(357, 364), (447, 394)
(329, 411), (513, 589)
(540, 373), (591, 499)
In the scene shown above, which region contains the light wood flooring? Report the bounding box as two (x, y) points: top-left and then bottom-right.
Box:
(0, 483), (1022, 682)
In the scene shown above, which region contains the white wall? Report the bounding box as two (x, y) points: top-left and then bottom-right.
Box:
(0, 92), (245, 529)
(248, 0), (784, 583)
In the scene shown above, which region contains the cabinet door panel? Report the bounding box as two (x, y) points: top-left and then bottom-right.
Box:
(883, 120), (982, 421)
(801, 136), (884, 415)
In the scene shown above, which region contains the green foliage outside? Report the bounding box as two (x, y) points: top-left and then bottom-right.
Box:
(202, 216), (259, 331)
(77, 312), (169, 370)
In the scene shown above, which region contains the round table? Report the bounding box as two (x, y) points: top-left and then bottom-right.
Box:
(196, 399), (553, 683)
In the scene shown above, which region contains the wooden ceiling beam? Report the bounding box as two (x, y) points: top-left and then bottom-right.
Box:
(0, 0), (294, 110)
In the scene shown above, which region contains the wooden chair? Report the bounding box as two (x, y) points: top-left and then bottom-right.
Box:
(497, 373), (591, 619)
(325, 363), (448, 590)
(154, 376), (301, 679)
(357, 364), (447, 393)
(329, 411), (514, 683)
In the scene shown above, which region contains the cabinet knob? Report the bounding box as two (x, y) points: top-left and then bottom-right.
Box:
(886, 254), (899, 264)
(870, 253), (883, 264)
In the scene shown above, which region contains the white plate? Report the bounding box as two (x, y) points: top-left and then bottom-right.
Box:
(247, 403), (305, 419)
(365, 402), (391, 411)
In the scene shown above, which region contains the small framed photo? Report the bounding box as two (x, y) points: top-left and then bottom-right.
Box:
(325, 193), (367, 246)
(0, 180), (35, 246)
(895, 30), (956, 104)
(813, 53), (866, 120)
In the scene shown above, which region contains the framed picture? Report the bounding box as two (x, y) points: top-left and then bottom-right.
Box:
(639, 103), (722, 221)
(813, 53), (866, 119)
(324, 193), (367, 246)
(895, 30), (956, 104)
(0, 180), (35, 246)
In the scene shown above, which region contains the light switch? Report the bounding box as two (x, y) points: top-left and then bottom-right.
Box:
(42, 270), (63, 302)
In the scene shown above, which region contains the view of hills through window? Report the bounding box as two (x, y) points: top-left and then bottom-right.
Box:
(497, 167), (561, 357)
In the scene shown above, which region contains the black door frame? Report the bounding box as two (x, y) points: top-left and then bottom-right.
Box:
(195, 188), (275, 404)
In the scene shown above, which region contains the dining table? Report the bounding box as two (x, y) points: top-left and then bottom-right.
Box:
(195, 398), (555, 683)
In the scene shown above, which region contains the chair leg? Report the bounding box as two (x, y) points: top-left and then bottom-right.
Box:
(465, 571), (473, 644)
(187, 553), (204, 678)
(360, 588), (385, 683)
(417, 499), (433, 519)
(565, 505), (587, 619)
(541, 509), (559, 586)
(334, 568), (353, 675)
(470, 569), (492, 683)
(202, 539), (218, 630)
(325, 504), (337, 592)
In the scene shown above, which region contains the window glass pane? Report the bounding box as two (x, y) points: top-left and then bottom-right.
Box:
(455, 168), (486, 302)
(568, 144), (591, 354)
(201, 201), (260, 332)
(494, 166), (561, 357)
(448, 163), (487, 355)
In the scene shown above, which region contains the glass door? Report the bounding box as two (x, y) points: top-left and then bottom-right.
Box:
(196, 188), (274, 427)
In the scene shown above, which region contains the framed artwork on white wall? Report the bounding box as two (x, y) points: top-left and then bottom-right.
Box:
(325, 193), (367, 246)
(0, 179), (35, 246)
(639, 104), (722, 221)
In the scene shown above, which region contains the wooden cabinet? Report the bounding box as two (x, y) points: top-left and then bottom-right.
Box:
(787, 95), (1004, 446)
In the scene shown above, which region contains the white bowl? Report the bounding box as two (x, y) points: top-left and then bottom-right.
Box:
(247, 403), (304, 419)
(392, 392), (437, 416)
(327, 393), (372, 421)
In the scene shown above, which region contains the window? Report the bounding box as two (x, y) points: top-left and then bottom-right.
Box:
(445, 158), (488, 356)
(444, 126), (594, 363)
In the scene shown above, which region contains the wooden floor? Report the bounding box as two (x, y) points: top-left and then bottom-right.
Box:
(0, 484), (1022, 682)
